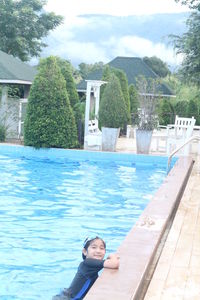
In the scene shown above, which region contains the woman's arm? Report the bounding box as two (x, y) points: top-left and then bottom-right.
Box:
(103, 253), (120, 269)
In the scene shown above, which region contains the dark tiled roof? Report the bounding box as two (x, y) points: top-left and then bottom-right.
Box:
(0, 50), (37, 84)
(77, 56), (174, 96)
(109, 56), (158, 85)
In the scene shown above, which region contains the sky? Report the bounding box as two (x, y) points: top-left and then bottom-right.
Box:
(45, 0), (190, 17)
(40, 0), (191, 68)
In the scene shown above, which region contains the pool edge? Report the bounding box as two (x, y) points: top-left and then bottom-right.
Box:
(85, 156), (194, 300)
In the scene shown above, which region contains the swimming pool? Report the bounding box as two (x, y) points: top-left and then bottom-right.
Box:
(0, 145), (171, 300)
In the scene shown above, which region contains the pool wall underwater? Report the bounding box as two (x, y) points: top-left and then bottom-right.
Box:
(85, 156), (194, 300)
(0, 143), (175, 166)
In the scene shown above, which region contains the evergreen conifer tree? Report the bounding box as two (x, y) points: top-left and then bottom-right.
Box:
(56, 57), (83, 144)
(100, 65), (111, 100)
(56, 58), (79, 108)
(99, 74), (127, 128)
(129, 84), (139, 125)
(112, 68), (130, 120)
(24, 56), (78, 148)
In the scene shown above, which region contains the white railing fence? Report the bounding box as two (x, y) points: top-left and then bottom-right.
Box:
(167, 135), (200, 173)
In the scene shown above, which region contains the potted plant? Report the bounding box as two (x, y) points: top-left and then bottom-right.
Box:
(135, 76), (158, 154)
(99, 73), (128, 151)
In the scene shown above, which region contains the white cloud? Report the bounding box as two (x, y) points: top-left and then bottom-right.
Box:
(45, 0), (190, 17)
(41, 33), (182, 68)
(106, 35), (182, 65)
(39, 1), (188, 68)
(53, 41), (109, 64)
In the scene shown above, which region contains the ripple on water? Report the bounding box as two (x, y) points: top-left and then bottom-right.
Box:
(0, 151), (166, 299)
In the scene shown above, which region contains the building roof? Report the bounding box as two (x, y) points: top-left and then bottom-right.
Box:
(0, 50), (37, 85)
(77, 56), (174, 97)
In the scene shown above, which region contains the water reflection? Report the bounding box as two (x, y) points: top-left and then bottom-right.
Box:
(0, 153), (166, 299)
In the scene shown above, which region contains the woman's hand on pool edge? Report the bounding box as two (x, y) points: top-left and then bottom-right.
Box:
(104, 253), (120, 269)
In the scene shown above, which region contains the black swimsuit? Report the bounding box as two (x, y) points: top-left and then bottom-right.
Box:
(52, 258), (104, 300)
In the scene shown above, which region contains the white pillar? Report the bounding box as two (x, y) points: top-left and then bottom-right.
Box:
(94, 86), (99, 118)
(18, 98), (28, 139)
(84, 80), (107, 150)
(84, 81), (92, 138)
(18, 101), (22, 138)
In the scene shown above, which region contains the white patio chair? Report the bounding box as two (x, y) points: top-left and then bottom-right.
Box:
(88, 119), (99, 133)
(86, 119), (102, 150)
(151, 124), (168, 152)
(166, 115), (196, 155)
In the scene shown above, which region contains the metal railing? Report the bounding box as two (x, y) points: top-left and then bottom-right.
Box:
(167, 135), (200, 173)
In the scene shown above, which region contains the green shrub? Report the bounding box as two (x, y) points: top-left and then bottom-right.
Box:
(99, 74), (128, 128)
(56, 57), (83, 145)
(158, 98), (175, 125)
(129, 84), (139, 125)
(0, 124), (6, 142)
(56, 58), (79, 108)
(24, 56), (78, 149)
(187, 99), (199, 124)
(112, 68), (130, 121)
(174, 100), (188, 117)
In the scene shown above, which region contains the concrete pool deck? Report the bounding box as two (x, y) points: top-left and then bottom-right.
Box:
(117, 136), (200, 300)
(144, 155), (200, 300)
(85, 138), (200, 300)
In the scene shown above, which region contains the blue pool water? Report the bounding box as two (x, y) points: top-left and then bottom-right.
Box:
(0, 145), (173, 300)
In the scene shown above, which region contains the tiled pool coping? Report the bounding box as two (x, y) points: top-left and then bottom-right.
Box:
(85, 156), (194, 300)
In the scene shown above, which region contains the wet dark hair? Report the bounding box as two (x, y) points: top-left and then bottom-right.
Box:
(82, 236), (106, 260)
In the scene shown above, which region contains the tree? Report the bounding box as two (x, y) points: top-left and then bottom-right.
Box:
(143, 56), (171, 78)
(158, 99), (175, 125)
(111, 68), (130, 121)
(56, 58), (79, 108)
(174, 100), (188, 117)
(0, 0), (63, 61)
(78, 62), (104, 79)
(129, 84), (139, 113)
(100, 66), (130, 132)
(175, 0), (200, 10)
(0, 123), (6, 141)
(56, 57), (83, 145)
(171, 10), (200, 86)
(129, 84), (139, 125)
(100, 65), (112, 102)
(101, 65), (111, 82)
(99, 74), (128, 128)
(101, 66), (130, 119)
(187, 99), (200, 123)
(24, 56), (78, 148)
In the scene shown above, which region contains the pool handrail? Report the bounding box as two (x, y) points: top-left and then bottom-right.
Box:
(167, 135), (200, 173)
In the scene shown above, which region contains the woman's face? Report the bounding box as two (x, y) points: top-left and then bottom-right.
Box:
(83, 238), (106, 260)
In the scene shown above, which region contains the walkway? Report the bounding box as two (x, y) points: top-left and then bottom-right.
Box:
(116, 137), (200, 300)
(144, 156), (200, 300)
